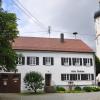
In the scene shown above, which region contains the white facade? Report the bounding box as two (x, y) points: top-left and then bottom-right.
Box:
(95, 17), (100, 59)
(16, 50), (95, 91)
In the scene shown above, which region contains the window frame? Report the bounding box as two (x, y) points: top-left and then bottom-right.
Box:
(43, 57), (54, 66)
(27, 56), (39, 66)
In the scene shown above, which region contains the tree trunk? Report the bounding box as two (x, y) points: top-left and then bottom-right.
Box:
(34, 89), (37, 94)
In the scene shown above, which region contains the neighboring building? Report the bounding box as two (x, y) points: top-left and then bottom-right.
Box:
(12, 34), (95, 92)
(94, 2), (100, 85)
(94, 9), (100, 60)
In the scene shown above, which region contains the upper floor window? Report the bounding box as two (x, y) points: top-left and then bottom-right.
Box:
(17, 56), (25, 65)
(27, 57), (39, 65)
(43, 57), (54, 66)
(61, 57), (71, 66)
(83, 58), (93, 66)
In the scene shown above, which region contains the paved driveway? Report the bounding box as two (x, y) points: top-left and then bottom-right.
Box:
(0, 92), (100, 100)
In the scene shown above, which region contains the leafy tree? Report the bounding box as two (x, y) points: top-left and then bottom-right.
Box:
(24, 71), (44, 93)
(95, 55), (100, 76)
(0, 0), (19, 71)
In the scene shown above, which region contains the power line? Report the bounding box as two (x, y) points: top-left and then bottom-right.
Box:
(11, 0), (47, 30)
(16, 0), (47, 29)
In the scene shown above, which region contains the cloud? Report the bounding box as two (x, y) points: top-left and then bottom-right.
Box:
(3, 0), (99, 50)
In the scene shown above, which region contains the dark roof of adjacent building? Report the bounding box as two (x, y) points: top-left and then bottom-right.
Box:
(12, 37), (94, 53)
(94, 10), (100, 19)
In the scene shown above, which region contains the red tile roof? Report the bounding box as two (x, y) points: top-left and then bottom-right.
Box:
(12, 37), (94, 53)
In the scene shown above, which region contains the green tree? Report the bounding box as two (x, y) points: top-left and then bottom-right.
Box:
(24, 71), (44, 93)
(95, 55), (100, 76)
(0, 0), (19, 71)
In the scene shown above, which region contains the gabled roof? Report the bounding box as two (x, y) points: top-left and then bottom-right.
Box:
(12, 37), (94, 53)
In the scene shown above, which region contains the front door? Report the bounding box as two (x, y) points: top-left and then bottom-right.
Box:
(45, 74), (51, 86)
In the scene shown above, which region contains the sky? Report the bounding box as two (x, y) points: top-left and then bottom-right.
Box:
(2, 0), (99, 50)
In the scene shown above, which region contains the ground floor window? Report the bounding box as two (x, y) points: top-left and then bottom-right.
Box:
(61, 74), (66, 81)
(61, 74), (94, 81)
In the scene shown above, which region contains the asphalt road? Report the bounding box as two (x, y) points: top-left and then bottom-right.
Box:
(0, 92), (100, 100)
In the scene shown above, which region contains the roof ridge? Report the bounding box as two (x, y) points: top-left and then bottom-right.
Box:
(17, 36), (81, 41)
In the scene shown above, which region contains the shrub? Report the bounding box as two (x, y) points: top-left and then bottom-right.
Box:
(83, 86), (100, 92)
(91, 87), (100, 92)
(83, 87), (92, 92)
(24, 71), (44, 93)
(56, 86), (65, 91)
(74, 86), (81, 91)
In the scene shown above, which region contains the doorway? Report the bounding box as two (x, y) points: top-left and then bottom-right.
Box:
(45, 74), (51, 86)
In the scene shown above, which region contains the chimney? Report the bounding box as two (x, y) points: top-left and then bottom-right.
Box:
(60, 33), (64, 43)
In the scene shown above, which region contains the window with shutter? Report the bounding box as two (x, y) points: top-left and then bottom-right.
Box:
(27, 57), (39, 65)
(43, 57), (54, 66)
(61, 58), (69, 66)
(17, 56), (25, 65)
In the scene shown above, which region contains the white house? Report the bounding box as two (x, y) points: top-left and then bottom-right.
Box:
(12, 34), (96, 92)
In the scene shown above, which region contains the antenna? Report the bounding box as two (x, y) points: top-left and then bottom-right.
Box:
(48, 26), (51, 37)
(73, 32), (78, 39)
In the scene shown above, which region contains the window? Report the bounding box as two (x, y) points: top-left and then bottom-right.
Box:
(72, 58), (81, 66)
(72, 58), (76, 66)
(27, 57), (39, 65)
(61, 74), (94, 81)
(83, 58), (87, 66)
(91, 74), (94, 80)
(70, 74), (77, 80)
(83, 58), (93, 66)
(43, 57), (54, 65)
(81, 74), (88, 80)
(61, 58), (69, 66)
(17, 56), (25, 65)
(61, 57), (71, 66)
(61, 74), (66, 81)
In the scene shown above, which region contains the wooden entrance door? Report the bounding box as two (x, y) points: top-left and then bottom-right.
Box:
(45, 74), (51, 86)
